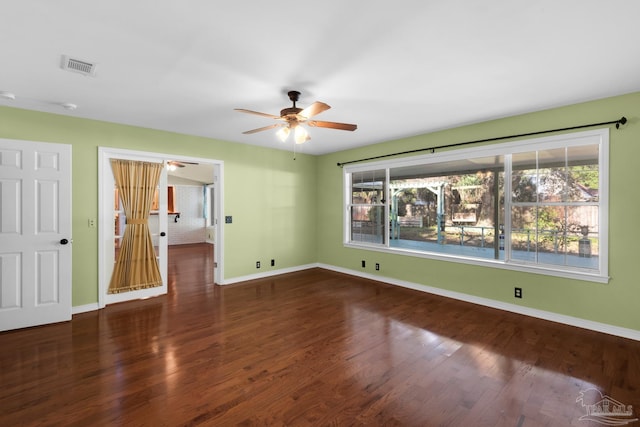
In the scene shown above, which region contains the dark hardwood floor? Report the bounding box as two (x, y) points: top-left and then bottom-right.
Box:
(1, 243), (639, 426)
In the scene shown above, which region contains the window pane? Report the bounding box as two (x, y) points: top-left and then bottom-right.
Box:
(511, 204), (567, 264)
(535, 205), (567, 266)
(566, 205), (599, 269)
(567, 144), (599, 202)
(511, 205), (538, 262)
(537, 148), (568, 202)
(388, 156), (503, 259)
(351, 170), (385, 204)
(350, 206), (385, 244)
(512, 152), (538, 203)
(510, 204), (599, 270)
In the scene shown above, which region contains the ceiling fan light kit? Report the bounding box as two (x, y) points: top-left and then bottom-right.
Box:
(294, 125), (309, 144)
(276, 126), (290, 141)
(235, 90), (357, 145)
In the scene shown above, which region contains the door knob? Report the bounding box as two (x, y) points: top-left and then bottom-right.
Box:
(60, 238), (69, 245)
(160, 232), (166, 237)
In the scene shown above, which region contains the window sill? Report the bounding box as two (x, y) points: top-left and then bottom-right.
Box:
(343, 242), (609, 284)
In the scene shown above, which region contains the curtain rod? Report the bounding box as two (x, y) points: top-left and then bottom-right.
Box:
(336, 116), (627, 167)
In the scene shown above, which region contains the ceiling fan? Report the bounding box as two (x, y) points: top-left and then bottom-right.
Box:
(235, 91), (357, 144)
(166, 160), (198, 171)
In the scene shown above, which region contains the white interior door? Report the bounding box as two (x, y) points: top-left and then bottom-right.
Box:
(0, 139), (72, 332)
(100, 150), (168, 306)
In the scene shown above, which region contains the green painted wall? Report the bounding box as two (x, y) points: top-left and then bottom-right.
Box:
(0, 106), (317, 307)
(317, 92), (640, 331)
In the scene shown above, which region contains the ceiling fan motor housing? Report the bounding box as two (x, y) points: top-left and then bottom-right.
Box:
(280, 107), (303, 119)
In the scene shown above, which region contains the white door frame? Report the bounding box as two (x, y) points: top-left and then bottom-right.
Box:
(98, 147), (223, 309)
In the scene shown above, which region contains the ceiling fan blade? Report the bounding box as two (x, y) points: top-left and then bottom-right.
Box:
(307, 120), (357, 131)
(169, 160), (198, 166)
(298, 102), (330, 119)
(242, 123), (281, 134)
(235, 108), (281, 119)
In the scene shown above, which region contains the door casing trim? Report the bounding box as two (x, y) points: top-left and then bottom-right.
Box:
(98, 147), (224, 308)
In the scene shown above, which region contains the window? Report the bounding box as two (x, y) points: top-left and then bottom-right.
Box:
(349, 169), (386, 245)
(509, 144), (600, 271)
(344, 129), (608, 282)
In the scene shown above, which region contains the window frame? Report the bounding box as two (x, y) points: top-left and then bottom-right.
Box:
(343, 129), (609, 283)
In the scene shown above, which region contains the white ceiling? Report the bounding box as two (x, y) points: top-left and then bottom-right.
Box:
(167, 162), (214, 184)
(1, 1), (639, 155)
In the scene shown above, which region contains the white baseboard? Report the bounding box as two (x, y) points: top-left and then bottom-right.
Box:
(72, 303), (99, 315)
(318, 263), (640, 342)
(220, 263), (320, 285)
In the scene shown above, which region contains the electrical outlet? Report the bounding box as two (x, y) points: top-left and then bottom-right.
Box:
(271, 259), (275, 267)
(361, 260), (366, 268)
(256, 261), (261, 269)
(375, 263), (380, 271)
(88, 218), (96, 228)
(514, 287), (522, 298)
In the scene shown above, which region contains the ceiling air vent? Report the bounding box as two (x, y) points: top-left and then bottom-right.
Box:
(60, 55), (97, 76)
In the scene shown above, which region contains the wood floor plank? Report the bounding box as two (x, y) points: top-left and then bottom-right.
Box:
(1, 243), (639, 426)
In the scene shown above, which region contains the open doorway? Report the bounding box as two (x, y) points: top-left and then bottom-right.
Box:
(98, 148), (223, 309)
(165, 161), (218, 291)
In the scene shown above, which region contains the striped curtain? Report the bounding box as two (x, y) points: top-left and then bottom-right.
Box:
(108, 159), (163, 294)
